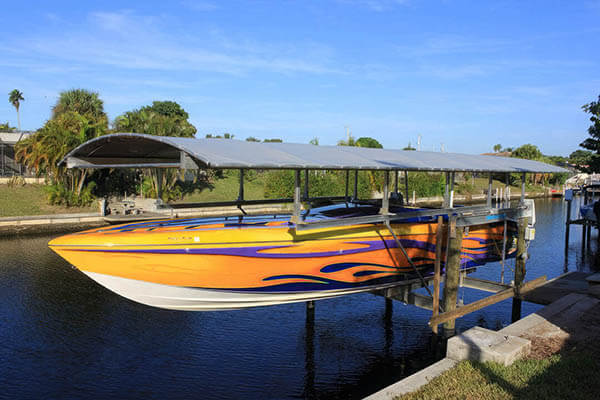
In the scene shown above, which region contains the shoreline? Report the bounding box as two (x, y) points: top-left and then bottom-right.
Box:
(0, 191), (562, 237)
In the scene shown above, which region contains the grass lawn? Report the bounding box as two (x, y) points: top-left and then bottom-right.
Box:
(398, 348), (600, 400)
(174, 172), (266, 203)
(0, 173), (554, 217)
(0, 184), (96, 217)
(456, 177), (547, 195)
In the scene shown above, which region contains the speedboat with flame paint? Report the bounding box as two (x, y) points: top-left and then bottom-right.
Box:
(47, 133), (563, 311)
(49, 204), (517, 310)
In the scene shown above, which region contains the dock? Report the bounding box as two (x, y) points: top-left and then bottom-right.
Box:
(523, 271), (596, 305)
(366, 270), (600, 399)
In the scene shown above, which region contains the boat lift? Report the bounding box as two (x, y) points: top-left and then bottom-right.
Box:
(60, 133), (567, 332)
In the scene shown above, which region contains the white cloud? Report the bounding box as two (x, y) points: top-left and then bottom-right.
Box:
(6, 10), (343, 77)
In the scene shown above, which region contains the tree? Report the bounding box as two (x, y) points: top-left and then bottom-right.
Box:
(511, 144), (542, 160)
(263, 138), (282, 143)
(115, 101), (197, 138)
(309, 137), (319, 145)
(206, 133), (234, 139)
(0, 122), (16, 132)
(8, 89), (24, 131)
(403, 142), (416, 151)
(245, 136), (260, 142)
(52, 89), (107, 129)
(493, 144), (502, 152)
(356, 137), (383, 149)
(337, 135), (356, 146)
(146, 100), (189, 119)
(114, 101), (198, 200)
(580, 95), (600, 172)
(16, 111), (99, 199)
(569, 149), (593, 168)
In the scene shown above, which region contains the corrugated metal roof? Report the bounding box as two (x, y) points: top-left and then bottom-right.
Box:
(61, 132), (567, 173)
(0, 131), (32, 145)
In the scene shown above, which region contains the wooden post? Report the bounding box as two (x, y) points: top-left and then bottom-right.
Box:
(385, 298), (393, 316)
(430, 276), (546, 327)
(442, 220), (463, 333)
(431, 216), (444, 334)
(511, 217), (529, 322)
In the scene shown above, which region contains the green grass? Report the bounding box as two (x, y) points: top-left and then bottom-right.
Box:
(456, 177), (547, 195)
(0, 184), (96, 217)
(398, 348), (600, 400)
(174, 172), (266, 203)
(0, 173), (556, 217)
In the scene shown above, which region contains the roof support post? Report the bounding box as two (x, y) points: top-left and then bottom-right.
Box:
(156, 169), (163, 200)
(345, 170), (350, 203)
(444, 172), (450, 208)
(520, 172), (526, 204)
(292, 170), (302, 224)
(449, 172), (455, 208)
(394, 171), (399, 194)
(237, 169), (245, 202)
(404, 171), (409, 205)
(505, 173), (510, 208)
(304, 169), (309, 201)
(381, 171), (390, 215)
(487, 174), (493, 208)
(353, 170), (358, 201)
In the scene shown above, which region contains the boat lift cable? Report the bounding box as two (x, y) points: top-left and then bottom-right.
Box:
(384, 219), (435, 300)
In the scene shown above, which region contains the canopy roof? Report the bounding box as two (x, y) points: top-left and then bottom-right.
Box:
(61, 133), (567, 173)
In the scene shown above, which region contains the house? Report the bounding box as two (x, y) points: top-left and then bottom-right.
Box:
(0, 131), (33, 176)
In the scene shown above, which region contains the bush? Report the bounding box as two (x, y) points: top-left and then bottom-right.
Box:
(263, 170), (372, 199)
(44, 182), (97, 207)
(407, 172), (445, 197)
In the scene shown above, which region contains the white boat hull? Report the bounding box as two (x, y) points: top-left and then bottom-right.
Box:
(83, 271), (407, 311)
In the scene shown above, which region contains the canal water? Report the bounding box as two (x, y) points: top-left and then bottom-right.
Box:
(0, 198), (597, 399)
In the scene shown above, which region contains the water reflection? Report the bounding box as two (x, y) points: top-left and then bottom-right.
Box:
(0, 198), (598, 399)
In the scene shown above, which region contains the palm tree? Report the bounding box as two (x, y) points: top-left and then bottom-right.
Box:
(52, 89), (108, 128)
(8, 89), (24, 131)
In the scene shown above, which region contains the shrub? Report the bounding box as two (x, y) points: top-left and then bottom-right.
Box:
(263, 170), (372, 199)
(407, 172), (445, 197)
(44, 182), (97, 207)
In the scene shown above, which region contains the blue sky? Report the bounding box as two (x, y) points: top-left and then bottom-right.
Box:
(1, 0), (598, 156)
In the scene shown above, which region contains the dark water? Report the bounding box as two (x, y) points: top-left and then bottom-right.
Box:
(0, 198), (597, 399)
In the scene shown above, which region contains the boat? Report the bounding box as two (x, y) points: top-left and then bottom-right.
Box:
(47, 133), (565, 311)
(49, 203), (517, 310)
